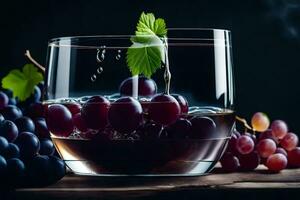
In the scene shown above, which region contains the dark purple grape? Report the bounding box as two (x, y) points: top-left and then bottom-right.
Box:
(0, 136), (9, 152)
(148, 94), (181, 125)
(26, 86), (41, 103)
(15, 132), (40, 159)
(6, 158), (25, 180)
(37, 81), (44, 93)
(8, 98), (17, 106)
(0, 155), (7, 175)
(34, 118), (50, 138)
(81, 96), (110, 130)
(139, 123), (163, 140)
(26, 102), (45, 118)
(190, 117), (216, 139)
(108, 97), (143, 133)
(259, 129), (279, 144)
(73, 113), (88, 132)
(0, 114), (4, 123)
(46, 104), (74, 137)
(119, 76), (157, 97)
(27, 155), (50, 184)
(15, 116), (35, 133)
(65, 103), (81, 115)
(4, 143), (20, 159)
(167, 118), (191, 139)
(239, 151), (260, 171)
(0, 91), (9, 109)
(0, 120), (19, 142)
(171, 94), (189, 114)
(39, 139), (55, 156)
(227, 134), (239, 155)
(0, 105), (22, 121)
(276, 147), (288, 157)
(220, 152), (240, 172)
(48, 155), (66, 183)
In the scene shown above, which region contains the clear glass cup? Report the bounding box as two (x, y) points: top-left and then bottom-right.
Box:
(44, 28), (235, 176)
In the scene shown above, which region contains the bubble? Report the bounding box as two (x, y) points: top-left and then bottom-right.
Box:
(97, 67), (103, 74)
(90, 74), (97, 82)
(115, 49), (122, 60)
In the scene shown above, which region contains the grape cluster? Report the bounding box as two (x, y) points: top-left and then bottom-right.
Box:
(221, 112), (300, 173)
(0, 84), (65, 188)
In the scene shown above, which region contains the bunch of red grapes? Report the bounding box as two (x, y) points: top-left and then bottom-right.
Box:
(221, 112), (300, 172)
(0, 83), (65, 187)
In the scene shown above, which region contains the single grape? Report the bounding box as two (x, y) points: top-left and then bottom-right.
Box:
(236, 135), (254, 155)
(280, 132), (299, 151)
(266, 153), (287, 172)
(34, 118), (50, 138)
(239, 151), (260, 171)
(171, 94), (189, 114)
(37, 81), (44, 93)
(4, 143), (20, 159)
(6, 158), (26, 181)
(256, 138), (277, 158)
(108, 97), (143, 133)
(46, 104), (74, 137)
(0, 136), (9, 152)
(190, 117), (216, 139)
(271, 120), (288, 139)
(148, 94), (181, 125)
(8, 98), (17, 106)
(15, 132), (40, 159)
(167, 118), (191, 139)
(227, 133), (239, 155)
(26, 102), (45, 118)
(251, 112), (270, 132)
(233, 129), (241, 137)
(0, 105), (22, 121)
(48, 155), (66, 183)
(0, 120), (19, 142)
(39, 139), (55, 156)
(0, 91), (9, 109)
(15, 116), (35, 133)
(259, 129), (279, 144)
(0, 114), (4, 123)
(27, 155), (50, 184)
(139, 123), (163, 140)
(26, 86), (41, 103)
(220, 152), (240, 172)
(0, 155), (7, 175)
(119, 76), (157, 97)
(73, 113), (88, 132)
(243, 132), (257, 144)
(287, 147), (300, 168)
(81, 96), (110, 130)
(65, 103), (81, 115)
(275, 147), (288, 157)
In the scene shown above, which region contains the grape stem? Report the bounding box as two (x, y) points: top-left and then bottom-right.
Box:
(25, 50), (45, 73)
(236, 116), (255, 132)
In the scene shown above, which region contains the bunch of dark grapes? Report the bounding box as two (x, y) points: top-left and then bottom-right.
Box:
(0, 84), (65, 188)
(221, 112), (300, 173)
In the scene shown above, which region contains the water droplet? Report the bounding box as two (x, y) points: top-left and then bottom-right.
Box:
(96, 49), (105, 63)
(97, 67), (103, 74)
(115, 49), (122, 60)
(90, 74), (97, 82)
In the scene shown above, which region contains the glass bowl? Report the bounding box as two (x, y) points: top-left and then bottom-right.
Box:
(44, 28), (235, 176)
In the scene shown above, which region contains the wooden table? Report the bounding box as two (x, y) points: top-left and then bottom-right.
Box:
(3, 166), (300, 200)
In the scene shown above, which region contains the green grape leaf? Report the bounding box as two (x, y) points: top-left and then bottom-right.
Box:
(1, 64), (43, 101)
(126, 12), (167, 78)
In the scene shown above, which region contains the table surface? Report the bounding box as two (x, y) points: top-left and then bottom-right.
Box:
(4, 166), (300, 200)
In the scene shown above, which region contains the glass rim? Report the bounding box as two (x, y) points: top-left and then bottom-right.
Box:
(48, 28), (231, 48)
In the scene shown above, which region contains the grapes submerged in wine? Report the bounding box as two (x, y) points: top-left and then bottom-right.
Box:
(46, 97), (235, 175)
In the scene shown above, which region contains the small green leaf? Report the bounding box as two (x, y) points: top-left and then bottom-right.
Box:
(127, 12), (167, 78)
(2, 64), (43, 101)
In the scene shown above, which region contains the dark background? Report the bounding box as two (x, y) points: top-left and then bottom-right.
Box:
(0, 0), (300, 132)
